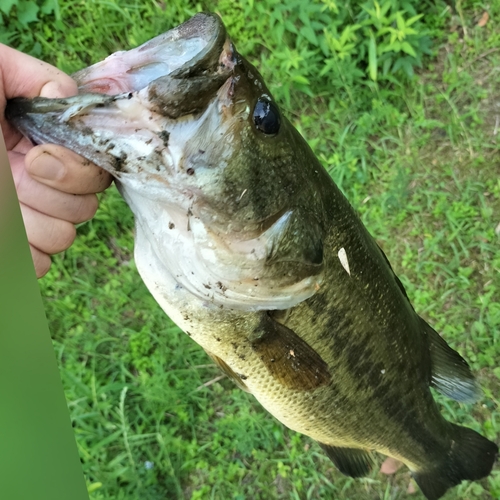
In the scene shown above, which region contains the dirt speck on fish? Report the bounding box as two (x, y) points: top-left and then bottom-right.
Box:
(6, 13), (498, 500)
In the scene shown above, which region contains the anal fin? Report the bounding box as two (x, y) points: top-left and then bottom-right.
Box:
(318, 443), (374, 478)
(422, 318), (480, 403)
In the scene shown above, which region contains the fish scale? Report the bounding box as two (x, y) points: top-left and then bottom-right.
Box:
(5, 12), (497, 500)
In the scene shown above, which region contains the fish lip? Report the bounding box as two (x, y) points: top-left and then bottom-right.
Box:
(73, 13), (230, 95)
(5, 13), (240, 179)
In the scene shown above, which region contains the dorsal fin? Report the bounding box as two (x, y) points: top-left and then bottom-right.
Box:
(377, 243), (479, 403)
(376, 243), (412, 304)
(421, 318), (480, 403)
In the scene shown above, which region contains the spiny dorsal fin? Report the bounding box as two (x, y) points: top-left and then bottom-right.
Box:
(250, 313), (331, 391)
(421, 318), (480, 403)
(318, 443), (374, 478)
(376, 242), (479, 403)
(376, 243), (413, 304)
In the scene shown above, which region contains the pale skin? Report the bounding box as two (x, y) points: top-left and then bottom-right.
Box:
(0, 44), (112, 277)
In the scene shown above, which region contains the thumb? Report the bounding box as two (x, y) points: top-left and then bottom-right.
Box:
(0, 44), (77, 99)
(0, 44), (77, 149)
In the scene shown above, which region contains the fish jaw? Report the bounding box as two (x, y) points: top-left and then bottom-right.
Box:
(5, 13), (237, 180)
(73, 13), (228, 95)
(5, 14), (325, 311)
(8, 96), (321, 311)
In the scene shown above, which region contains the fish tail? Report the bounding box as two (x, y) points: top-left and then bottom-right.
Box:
(413, 424), (498, 500)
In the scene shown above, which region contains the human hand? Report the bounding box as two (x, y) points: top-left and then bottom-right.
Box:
(0, 44), (112, 277)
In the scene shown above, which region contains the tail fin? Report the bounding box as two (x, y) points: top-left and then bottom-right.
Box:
(413, 424), (498, 500)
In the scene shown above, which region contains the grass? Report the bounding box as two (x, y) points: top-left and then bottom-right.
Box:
(3, 0), (500, 498)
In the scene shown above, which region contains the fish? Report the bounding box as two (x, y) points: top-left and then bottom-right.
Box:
(6, 12), (498, 500)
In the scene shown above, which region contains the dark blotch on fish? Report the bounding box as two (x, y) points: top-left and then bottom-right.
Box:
(112, 152), (128, 171)
(158, 130), (170, 147)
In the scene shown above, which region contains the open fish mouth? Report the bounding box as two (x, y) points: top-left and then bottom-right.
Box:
(72, 13), (230, 95)
(6, 13), (324, 312)
(5, 13), (237, 178)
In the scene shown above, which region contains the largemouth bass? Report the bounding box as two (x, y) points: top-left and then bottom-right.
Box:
(6, 13), (497, 499)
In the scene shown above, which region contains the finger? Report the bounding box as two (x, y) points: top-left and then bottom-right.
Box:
(39, 80), (77, 99)
(10, 150), (100, 223)
(380, 457), (403, 475)
(0, 44), (78, 149)
(0, 44), (77, 99)
(19, 181), (99, 225)
(11, 135), (35, 156)
(25, 145), (112, 195)
(20, 203), (76, 255)
(30, 245), (52, 278)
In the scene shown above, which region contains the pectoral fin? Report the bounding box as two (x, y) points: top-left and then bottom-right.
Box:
(250, 313), (331, 391)
(318, 443), (374, 478)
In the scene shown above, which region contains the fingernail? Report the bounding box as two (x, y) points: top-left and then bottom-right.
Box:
(40, 81), (65, 98)
(40, 79), (77, 99)
(30, 152), (65, 181)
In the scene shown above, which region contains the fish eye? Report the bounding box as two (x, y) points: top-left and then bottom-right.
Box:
(253, 97), (280, 135)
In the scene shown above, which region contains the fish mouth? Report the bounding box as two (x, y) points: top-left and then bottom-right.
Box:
(5, 13), (236, 172)
(72, 13), (231, 95)
(5, 13), (326, 311)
